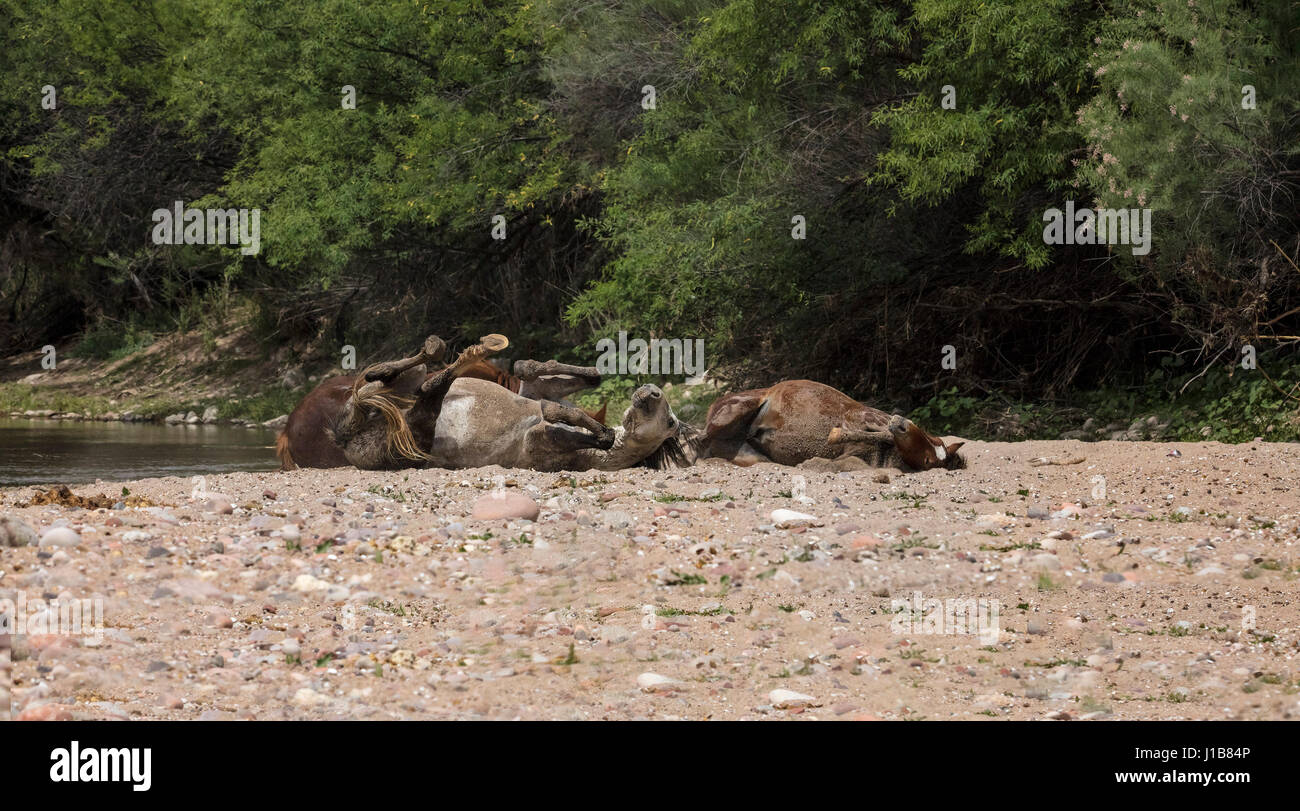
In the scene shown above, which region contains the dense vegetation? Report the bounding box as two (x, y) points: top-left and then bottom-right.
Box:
(2, 0), (1298, 432)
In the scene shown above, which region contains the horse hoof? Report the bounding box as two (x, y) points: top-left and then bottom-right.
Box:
(479, 333), (509, 352)
(422, 335), (447, 361)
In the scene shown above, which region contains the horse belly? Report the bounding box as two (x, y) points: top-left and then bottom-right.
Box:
(427, 390), (536, 468)
(750, 395), (840, 465)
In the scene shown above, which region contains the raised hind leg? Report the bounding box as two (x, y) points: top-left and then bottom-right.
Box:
(541, 400), (615, 450)
(513, 359), (601, 383)
(699, 388), (767, 460)
(514, 359), (602, 402)
(406, 334), (510, 444)
(363, 335), (447, 384)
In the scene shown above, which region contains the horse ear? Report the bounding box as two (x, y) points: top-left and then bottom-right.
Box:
(945, 441), (964, 456)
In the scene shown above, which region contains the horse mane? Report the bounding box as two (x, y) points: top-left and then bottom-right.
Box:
(638, 421), (704, 470)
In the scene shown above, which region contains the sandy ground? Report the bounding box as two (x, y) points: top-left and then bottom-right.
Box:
(2, 438), (1299, 721)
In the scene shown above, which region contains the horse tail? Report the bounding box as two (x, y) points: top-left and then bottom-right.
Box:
(350, 371), (430, 462)
(275, 431), (297, 471)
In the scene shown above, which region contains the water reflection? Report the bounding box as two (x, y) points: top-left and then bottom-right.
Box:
(0, 418), (278, 487)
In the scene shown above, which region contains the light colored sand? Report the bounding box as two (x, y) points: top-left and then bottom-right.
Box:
(3, 438), (1298, 720)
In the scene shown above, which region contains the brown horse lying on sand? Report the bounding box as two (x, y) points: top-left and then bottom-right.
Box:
(277, 337), (628, 471)
(699, 379), (964, 471)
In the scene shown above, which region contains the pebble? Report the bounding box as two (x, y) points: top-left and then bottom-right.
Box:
(292, 687), (332, 707)
(202, 496), (233, 514)
(976, 513), (1014, 528)
(769, 689), (819, 709)
(770, 509), (821, 528)
(0, 515), (38, 547)
(637, 672), (681, 693)
(1026, 553), (1062, 572)
(17, 703), (74, 721)
(291, 574), (331, 593)
(208, 611), (233, 629)
(471, 492), (540, 522)
(146, 507), (182, 525)
(38, 527), (81, 548)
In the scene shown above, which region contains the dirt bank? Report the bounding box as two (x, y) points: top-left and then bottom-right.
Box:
(3, 438), (1298, 720)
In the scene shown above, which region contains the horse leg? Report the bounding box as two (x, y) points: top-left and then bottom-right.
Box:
(827, 425), (896, 467)
(699, 389), (766, 459)
(708, 439), (772, 466)
(542, 423), (613, 450)
(827, 426), (894, 444)
(406, 334), (510, 442)
(540, 400), (615, 450)
(513, 359), (601, 384)
(363, 335), (447, 384)
(514, 359), (602, 402)
(518, 376), (595, 402)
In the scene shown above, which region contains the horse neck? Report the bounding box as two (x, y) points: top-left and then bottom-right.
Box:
(585, 427), (655, 470)
(852, 403), (892, 430)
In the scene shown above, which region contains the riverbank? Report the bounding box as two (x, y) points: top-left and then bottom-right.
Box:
(0, 320), (311, 428)
(4, 438), (1298, 720)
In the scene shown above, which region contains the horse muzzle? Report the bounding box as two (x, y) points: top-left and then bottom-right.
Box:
(632, 385), (663, 411)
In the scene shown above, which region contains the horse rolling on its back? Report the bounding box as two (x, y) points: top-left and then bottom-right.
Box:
(276, 335), (692, 471)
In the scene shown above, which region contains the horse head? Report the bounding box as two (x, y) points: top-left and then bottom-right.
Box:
(617, 384), (700, 469)
(887, 414), (965, 471)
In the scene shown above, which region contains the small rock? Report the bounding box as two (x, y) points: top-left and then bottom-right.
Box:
(292, 687), (331, 707)
(1026, 553), (1062, 572)
(202, 496), (233, 515)
(770, 509), (821, 528)
(291, 574), (332, 593)
(17, 703), (74, 721)
(38, 527), (80, 548)
(637, 672), (681, 693)
(471, 492), (540, 522)
(0, 515), (38, 547)
(769, 689), (819, 709)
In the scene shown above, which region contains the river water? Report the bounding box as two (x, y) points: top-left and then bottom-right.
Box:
(0, 418), (279, 487)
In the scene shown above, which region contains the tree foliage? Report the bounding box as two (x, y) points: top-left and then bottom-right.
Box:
(1, 0), (1297, 405)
